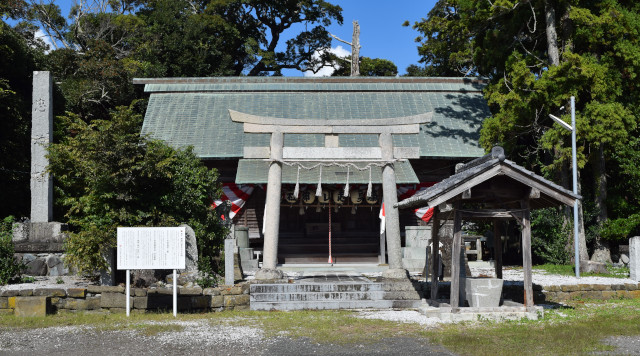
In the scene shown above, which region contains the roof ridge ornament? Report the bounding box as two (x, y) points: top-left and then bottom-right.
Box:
(455, 146), (505, 173)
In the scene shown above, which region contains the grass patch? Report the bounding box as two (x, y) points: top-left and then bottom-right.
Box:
(535, 264), (629, 278)
(426, 299), (640, 356)
(208, 310), (430, 345)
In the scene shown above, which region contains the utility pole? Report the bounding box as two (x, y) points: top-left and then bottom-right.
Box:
(330, 20), (361, 76)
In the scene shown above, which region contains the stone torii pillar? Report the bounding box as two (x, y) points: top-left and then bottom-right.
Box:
(229, 110), (432, 280)
(257, 130), (285, 280)
(379, 132), (406, 279)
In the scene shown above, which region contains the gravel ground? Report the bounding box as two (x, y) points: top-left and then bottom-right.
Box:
(470, 267), (635, 287)
(0, 318), (455, 356)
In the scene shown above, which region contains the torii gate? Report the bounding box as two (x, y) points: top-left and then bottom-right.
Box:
(229, 110), (432, 280)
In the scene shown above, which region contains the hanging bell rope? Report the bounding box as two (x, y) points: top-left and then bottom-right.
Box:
(343, 166), (350, 197)
(315, 165), (323, 197)
(366, 166), (373, 198)
(328, 198), (333, 264)
(293, 165), (300, 198)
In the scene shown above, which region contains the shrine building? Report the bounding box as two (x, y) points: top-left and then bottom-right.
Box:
(133, 77), (489, 279)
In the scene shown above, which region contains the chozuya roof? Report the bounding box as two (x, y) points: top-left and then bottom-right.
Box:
(133, 77), (490, 159)
(395, 147), (581, 211)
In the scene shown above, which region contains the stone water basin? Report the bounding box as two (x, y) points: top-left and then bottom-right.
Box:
(463, 277), (503, 307)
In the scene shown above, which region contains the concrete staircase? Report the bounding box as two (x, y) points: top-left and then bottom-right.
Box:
(250, 275), (422, 311)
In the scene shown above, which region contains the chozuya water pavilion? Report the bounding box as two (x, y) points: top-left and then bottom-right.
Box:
(134, 76), (489, 279)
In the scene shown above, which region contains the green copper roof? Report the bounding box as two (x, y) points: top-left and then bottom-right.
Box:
(235, 159), (419, 184)
(137, 77), (489, 159)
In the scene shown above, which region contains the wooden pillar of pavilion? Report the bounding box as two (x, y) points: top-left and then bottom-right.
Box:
(450, 204), (462, 310)
(430, 207), (440, 301)
(493, 220), (503, 279)
(521, 199), (534, 308)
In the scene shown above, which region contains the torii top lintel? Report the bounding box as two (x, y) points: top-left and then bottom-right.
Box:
(228, 109), (432, 134)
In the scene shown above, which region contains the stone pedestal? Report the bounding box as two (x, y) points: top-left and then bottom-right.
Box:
(100, 248), (116, 286)
(402, 226), (431, 272)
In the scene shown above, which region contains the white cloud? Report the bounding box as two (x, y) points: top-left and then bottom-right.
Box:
(303, 45), (351, 77)
(34, 29), (55, 53)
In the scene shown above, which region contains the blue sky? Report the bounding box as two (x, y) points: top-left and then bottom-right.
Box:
(26, 0), (438, 76)
(294, 0), (438, 76)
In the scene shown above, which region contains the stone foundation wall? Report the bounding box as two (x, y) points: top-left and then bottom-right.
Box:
(0, 283), (250, 316)
(4, 281), (640, 316)
(414, 281), (640, 305)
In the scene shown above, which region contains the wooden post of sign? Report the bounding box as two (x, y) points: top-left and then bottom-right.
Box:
(173, 269), (177, 317)
(126, 269), (130, 316)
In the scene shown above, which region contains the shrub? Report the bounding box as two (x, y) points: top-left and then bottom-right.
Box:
(0, 216), (25, 285)
(49, 103), (225, 277)
(531, 207), (571, 265)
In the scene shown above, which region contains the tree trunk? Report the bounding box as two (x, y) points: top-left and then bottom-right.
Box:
(591, 145), (612, 264)
(558, 152), (573, 255)
(544, 0), (560, 66)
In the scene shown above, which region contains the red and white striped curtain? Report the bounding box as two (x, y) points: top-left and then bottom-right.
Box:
(212, 183), (255, 220)
(380, 182), (437, 233)
(398, 182), (436, 223)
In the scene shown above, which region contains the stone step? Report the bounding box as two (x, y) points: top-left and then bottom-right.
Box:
(250, 291), (386, 302)
(250, 299), (422, 311)
(251, 283), (384, 294)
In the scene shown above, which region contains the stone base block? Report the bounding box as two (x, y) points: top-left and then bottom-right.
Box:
(12, 222), (68, 253)
(402, 247), (427, 260)
(255, 268), (284, 280)
(241, 260), (259, 271)
(133, 295), (211, 310)
(402, 258), (426, 272)
(211, 295), (224, 308)
(224, 294), (250, 309)
(581, 260), (608, 274)
(382, 268), (409, 280)
(14, 296), (50, 317)
(62, 297), (100, 310)
(100, 293), (133, 308)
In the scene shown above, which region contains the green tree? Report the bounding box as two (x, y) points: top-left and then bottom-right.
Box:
(0, 21), (46, 218)
(410, 0), (640, 264)
(332, 56), (397, 77)
(48, 103), (225, 276)
(24, 0), (343, 77)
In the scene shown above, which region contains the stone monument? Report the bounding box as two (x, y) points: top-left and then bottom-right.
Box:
(12, 71), (69, 276)
(31, 71), (53, 223)
(630, 236), (640, 281)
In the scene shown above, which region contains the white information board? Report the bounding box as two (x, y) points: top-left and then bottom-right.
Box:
(117, 227), (186, 270)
